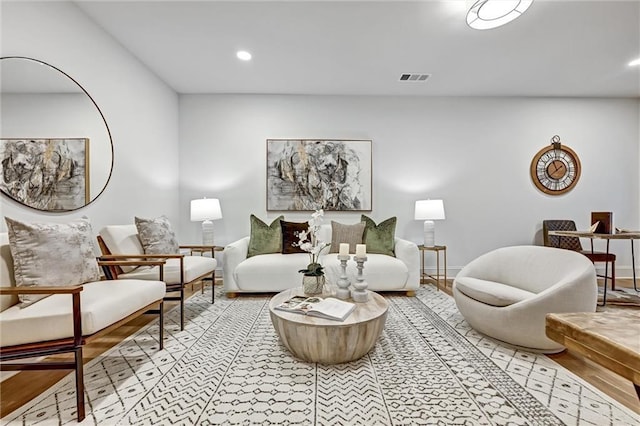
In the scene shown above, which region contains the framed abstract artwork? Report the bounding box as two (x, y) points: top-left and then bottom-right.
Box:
(0, 138), (89, 211)
(266, 139), (372, 211)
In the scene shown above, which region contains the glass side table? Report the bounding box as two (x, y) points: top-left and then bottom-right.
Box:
(418, 245), (447, 291)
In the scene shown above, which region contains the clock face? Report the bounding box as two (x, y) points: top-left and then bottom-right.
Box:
(530, 143), (581, 195)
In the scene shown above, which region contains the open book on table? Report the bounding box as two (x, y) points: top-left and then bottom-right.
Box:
(275, 296), (356, 321)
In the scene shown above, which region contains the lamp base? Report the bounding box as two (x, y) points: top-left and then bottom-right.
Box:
(423, 220), (435, 247)
(202, 220), (215, 246)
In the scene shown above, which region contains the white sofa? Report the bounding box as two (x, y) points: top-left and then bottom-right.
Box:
(223, 224), (420, 295)
(452, 245), (597, 353)
(0, 233), (166, 422)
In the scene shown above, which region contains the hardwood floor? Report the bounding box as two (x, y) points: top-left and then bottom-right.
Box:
(2, 279), (639, 419)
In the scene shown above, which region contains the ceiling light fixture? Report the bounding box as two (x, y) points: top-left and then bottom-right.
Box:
(466, 0), (533, 30)
(236, 50), (252, 61)
(629, 57), (640, 67)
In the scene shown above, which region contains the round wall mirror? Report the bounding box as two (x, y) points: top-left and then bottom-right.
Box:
(0, 56), (113, 212)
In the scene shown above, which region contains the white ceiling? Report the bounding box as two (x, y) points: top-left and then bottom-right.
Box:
(74, 0), (640, 97)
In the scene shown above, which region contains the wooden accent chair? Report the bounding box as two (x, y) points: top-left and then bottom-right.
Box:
(98, 225), (217, 331)
(543, 219), (616, 289)
(0, 233), (166, 422)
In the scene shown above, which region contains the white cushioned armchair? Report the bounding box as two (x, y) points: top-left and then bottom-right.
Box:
(452, 245), (597, 353)
(0, 232), (166, 423)
(98, 225), (217, 331)
(223, 224), (420, 295)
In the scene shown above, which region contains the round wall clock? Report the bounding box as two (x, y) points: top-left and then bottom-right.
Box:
(530, 135), (581, 195)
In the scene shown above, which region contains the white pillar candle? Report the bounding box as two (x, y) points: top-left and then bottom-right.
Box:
(339, 243), (349, 256)
(355, 244), (366, 258)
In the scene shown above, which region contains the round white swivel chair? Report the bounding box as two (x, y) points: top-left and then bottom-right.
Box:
(452, 245), (597, 353)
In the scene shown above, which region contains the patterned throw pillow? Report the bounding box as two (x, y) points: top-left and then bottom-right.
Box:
(361, 215), (397, 257)
(5, 216), (101, 306)
(329, 221), (366, 253)
(281, 220), (309, 254)
(134, 216), (180, 255)
(247, 215), (284, 257)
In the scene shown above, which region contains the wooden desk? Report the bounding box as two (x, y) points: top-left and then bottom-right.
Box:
(548, 231), (640, 305)
(546, 311), (640, 400)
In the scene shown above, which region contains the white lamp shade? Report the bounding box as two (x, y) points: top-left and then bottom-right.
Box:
(190, 198), (222, 222)
(414, 199), (445, 220)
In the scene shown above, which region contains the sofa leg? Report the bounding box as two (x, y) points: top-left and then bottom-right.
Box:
(227, 292), (238, 298)
(406, 291), (416, 297)
(74, 346), (85, 422)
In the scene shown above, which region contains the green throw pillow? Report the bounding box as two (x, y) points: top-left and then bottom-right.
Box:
(247, 215), (284, 257)
(361, 215), (396, 256)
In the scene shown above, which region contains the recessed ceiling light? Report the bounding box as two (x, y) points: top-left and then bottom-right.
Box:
(629, 57), (640, 67)
(236, 51), (252, 61)
(467, 0), (533, 30)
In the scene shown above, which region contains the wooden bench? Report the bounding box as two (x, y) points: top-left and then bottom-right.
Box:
(546, 311), (640, 399)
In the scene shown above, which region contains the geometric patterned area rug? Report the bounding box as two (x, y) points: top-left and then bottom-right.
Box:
(2, 285), (638, 425)
(598, 287), (640, 307)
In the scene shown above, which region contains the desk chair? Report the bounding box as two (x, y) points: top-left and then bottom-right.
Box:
(542, 220), (616, 290)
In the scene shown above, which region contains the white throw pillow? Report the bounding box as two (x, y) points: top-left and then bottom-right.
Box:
(5, 216), (101, 306)
(329, 221), (366, 253)
(134, 216), (179, 255)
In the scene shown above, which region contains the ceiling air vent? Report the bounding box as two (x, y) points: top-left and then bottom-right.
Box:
(399, 73), (430, 82)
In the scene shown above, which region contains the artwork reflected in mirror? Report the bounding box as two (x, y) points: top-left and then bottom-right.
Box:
(0, 56), (113, 212)
(1, 138), (89, 211)
(266, 139), (372, 211)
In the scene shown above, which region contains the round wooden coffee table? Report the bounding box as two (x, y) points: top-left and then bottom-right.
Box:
(269, 288), (388, 364)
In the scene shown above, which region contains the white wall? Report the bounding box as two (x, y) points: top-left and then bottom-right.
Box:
(0, 1), (180, 231)
(179, 95), (639, 276)
(2, 93), (112, 199)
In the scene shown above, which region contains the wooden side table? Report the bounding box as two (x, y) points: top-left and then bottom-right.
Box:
(179, 245), (223, 299)
(180, 245), (223, 258)
(418, 245), (447, 291)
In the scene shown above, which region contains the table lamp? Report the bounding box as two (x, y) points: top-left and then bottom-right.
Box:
(415, 199), (445, 247)
(190, 198), (222, 245)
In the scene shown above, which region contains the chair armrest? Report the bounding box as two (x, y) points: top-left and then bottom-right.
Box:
(99, 254), (184, 259)
(0, 285), (85, 346)
(97, 258), (167, 281)
(97, 259), (166, 267)
(223, 237), (250, 291)
(0, 285), (83, 295)
(394, 238), (420, 287)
